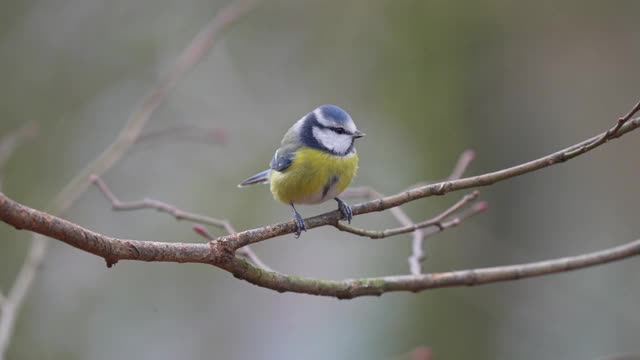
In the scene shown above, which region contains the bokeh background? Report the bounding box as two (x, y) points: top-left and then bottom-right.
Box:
(1, 1), (640, 359)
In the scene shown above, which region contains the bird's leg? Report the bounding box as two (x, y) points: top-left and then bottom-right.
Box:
(335, 197), (353, 223)
(290, 203), (307, 238)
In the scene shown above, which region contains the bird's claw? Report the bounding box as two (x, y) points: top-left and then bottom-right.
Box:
(335, 198), (353, 224)
(293, 212), (307, 238)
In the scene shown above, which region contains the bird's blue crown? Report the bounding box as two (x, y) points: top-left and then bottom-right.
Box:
(316, 104), (351, 124)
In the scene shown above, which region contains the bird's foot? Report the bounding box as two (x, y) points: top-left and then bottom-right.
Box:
(335, 198), (353, 223)
(290, 203), (307, 238)
(293, 212), (307, 238)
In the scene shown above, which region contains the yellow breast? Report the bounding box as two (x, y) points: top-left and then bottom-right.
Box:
(270, 147), (358, 205)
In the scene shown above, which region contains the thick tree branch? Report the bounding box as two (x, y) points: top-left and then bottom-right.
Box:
(1, 191), (639, 299)
(90, 176), (271, 271)
(191, 225), (270, 271)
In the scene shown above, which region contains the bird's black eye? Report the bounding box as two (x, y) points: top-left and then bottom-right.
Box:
(332, 127), (346, 135)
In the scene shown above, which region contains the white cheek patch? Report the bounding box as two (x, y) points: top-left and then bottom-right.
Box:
(312, 127), (353, 154)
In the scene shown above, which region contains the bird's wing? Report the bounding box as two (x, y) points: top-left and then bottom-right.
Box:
(270, 144), (298, 172)
(280, 117), (304, 146)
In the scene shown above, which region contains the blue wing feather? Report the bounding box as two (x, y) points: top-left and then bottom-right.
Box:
(270, 146), (297, 172)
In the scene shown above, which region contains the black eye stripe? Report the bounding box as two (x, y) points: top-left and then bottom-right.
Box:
(329, 126), (347, 134)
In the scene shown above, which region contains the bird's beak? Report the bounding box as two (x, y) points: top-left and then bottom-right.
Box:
(352, 130), (365, 138)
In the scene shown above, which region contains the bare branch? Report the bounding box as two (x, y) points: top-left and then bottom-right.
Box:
(91, 176), (271, 271)
(0, 123), (38, 162)
(0, 124), (39, 358)
(447, 149), (476, 181)
(334, 191), (482, 239)
(406, 149), (476, 190)
(0, 123), (38, 191)
(0, 238), (47, 356)
(401, 149), (478, 274)
(0, 0), (258, 356)
(415, 149), (477, 271)
(136, 125), (229, 147)
(341, 186), (422, 237)
(563, 100), (640, 160)
(342, 185), (430, 274)
(338, 150), (477, 275)
(91, 175), (235, 232)
(1, 191), (639, 299)
(606, 100), (640, 138)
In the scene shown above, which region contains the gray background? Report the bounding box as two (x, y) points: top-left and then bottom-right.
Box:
(1, 1), (639, 359)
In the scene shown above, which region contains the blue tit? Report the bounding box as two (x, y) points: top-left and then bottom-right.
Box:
(238, 104), (365, 238)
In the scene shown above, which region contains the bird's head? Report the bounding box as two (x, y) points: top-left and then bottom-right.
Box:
(298, 104), (364, 155)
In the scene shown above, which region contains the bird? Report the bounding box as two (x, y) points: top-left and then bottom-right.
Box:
(238, 104), (365, 238)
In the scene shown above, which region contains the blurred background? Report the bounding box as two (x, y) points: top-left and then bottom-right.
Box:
(1, 0), (640, 359)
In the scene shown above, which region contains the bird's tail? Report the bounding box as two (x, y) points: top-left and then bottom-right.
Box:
(237, 169), (271, 187)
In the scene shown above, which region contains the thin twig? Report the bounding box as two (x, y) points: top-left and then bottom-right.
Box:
(0, 240), (46, 355)
(91, 176), (271, 271)
(563, 100), (640, 159)
(406, 149), (476, 190)
(91, 175), (235, 231)
(447, 149), (476, 181)
(0, 1), (258, 357)
(408, 150), (476, 274)
(0, 124), (39, 359)
(608, 100), (640, 137)
(335, 191), (481, 238)
(320, 150), (477, 275)
(136, 125), (229, 146)
(0, 123), (38, 191)
(342, 185), (429, 273)
(415, 201), (488, 239)
(341, 186), (418, 232)
(0, 124), (29, 301)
